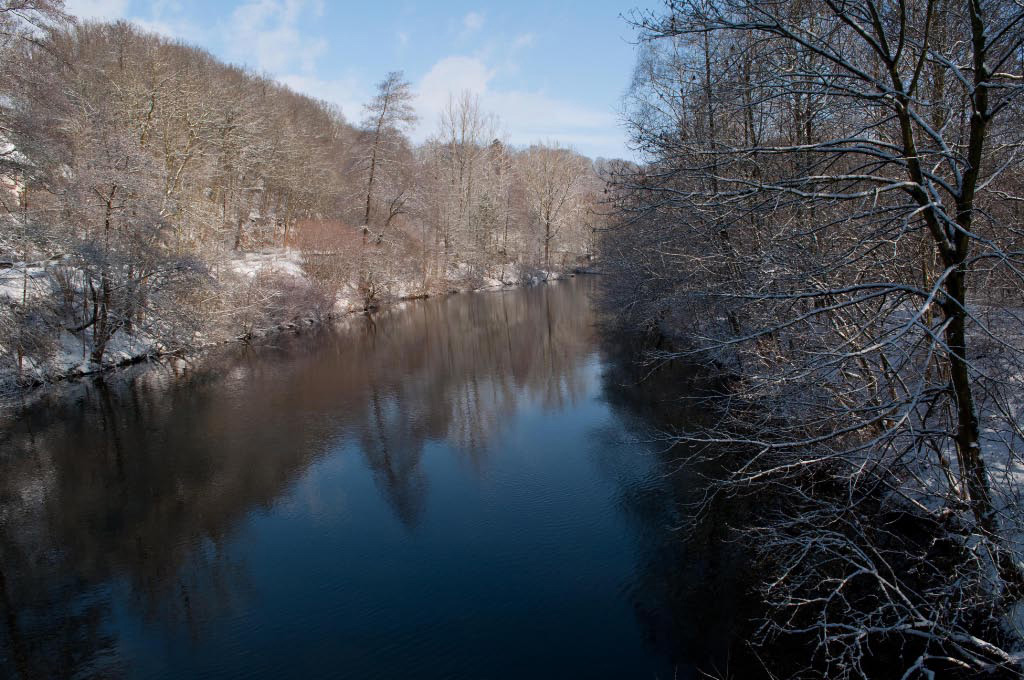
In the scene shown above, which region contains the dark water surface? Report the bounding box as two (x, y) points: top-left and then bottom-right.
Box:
(0, 278), (741, 679)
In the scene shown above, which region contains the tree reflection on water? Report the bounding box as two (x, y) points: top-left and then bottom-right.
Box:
(0, 280), (605, 678)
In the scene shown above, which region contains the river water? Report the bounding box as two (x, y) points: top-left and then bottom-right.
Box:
(0, 278), (747, 679)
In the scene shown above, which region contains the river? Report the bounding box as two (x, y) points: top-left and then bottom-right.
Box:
(0, 277), (749, 679)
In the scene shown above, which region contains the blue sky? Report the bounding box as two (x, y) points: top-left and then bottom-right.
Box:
(64, 0), (651, 159)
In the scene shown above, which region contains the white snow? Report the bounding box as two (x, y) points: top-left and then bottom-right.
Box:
(1, 248), (579, 387)
(228, 248), (306, 279)
(0, 263), (52, 301)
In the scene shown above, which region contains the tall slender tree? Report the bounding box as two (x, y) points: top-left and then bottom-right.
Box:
(360, 71), (417, 232)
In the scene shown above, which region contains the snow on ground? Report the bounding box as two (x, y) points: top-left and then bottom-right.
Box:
(0, 262), (53, 301)
(2, 250), (580, 386)
(333, 294), (357, 314)
(47, 330), (91, 375)
(228, 248), (306, 279)
(18, 327), (163, 380)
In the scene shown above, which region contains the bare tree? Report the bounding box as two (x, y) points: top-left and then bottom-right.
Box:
(605, 0), (1024, 676)
(360, 71), (417, 232)
(517, 143), (591, 271)
(421, 91), (503, 284)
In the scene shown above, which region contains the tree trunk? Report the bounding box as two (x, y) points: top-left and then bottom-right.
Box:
(544, 220), (551, 270)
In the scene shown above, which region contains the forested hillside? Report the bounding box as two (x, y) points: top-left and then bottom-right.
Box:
(0, 2), (605, 392)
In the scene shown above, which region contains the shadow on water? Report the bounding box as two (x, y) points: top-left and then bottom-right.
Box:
(0, 278), (759, 679)
(595, 333), (773, 680)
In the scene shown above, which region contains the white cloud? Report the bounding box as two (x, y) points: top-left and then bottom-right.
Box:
(64, 0), (130, 21)
(129, 16), (207, 44)
(462, 11), (485, 34)
(219, 0), (369, 127)
(511, 33), (536, 50)
(414, 54), (624, 158)
(224, 0), (327, 74)
(416, 56), (494, 120)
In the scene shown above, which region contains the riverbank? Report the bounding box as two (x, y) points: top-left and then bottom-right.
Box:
(596, 323), (1024, 679)
(0, 253), (586, 405)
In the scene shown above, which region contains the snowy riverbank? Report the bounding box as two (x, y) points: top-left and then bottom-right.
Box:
(0, 249), (582, 396)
